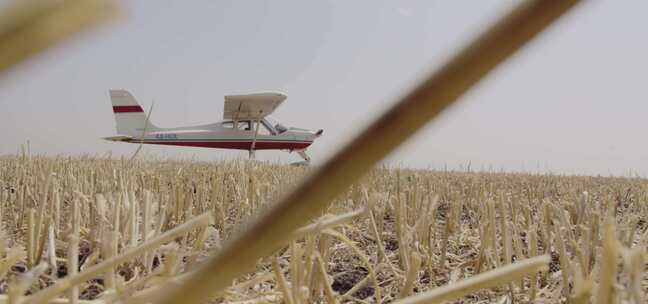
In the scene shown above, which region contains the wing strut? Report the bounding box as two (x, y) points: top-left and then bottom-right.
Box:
(249, 119), (261, 159)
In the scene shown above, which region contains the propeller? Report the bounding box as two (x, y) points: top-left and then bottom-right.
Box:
(129, 101), (154, 161)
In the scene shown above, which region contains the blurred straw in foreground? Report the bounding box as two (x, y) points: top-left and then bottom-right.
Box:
(0, 0), (118, 75)
(159, 1), (581, 303)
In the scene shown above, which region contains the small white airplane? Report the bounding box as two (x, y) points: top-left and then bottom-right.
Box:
(104, 89), (322, 164)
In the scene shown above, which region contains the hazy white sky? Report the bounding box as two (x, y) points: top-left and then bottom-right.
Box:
(1, 1), (647, 176)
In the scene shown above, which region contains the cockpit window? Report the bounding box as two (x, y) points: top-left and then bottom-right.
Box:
(266, 116), (288, 134)
(275, 124), (288, 134)
(222, 121), (251, 130)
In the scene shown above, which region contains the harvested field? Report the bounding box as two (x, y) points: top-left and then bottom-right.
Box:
(0, 155), (646, 303)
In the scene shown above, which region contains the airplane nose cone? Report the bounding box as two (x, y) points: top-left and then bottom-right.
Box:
(315, 129), (323, 137)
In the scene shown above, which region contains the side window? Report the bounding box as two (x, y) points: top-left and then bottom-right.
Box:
(240, 121), (251, 131)
(222, 121), (252, 130)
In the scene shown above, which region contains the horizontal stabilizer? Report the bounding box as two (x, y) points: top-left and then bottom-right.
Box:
(103, 135), (133, 142)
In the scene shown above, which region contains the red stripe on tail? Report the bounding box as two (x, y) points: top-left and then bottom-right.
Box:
(113, 105), (144, 113)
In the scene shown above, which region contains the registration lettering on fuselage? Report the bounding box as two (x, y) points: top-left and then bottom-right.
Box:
(155, 134), (177, 140)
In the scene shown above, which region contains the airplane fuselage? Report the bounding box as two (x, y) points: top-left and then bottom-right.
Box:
(126, 120), (318, 151)
(107, 89), (321, 163)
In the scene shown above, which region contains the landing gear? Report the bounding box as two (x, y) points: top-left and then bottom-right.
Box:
(291, 149), (311, 166)
(297, 150), (311, 163)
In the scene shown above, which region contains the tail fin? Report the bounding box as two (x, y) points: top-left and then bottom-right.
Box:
(109, 89), (159, 136)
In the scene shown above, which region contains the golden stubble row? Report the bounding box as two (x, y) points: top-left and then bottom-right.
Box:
(0, 155), (647, 303)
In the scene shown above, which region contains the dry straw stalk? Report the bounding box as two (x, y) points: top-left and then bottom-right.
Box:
(26, 213), (211, 304)
(392, 255), (550, 304)
(158, 1), (581, 303)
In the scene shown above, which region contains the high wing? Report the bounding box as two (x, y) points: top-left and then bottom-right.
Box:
(223, 92), (287, 120)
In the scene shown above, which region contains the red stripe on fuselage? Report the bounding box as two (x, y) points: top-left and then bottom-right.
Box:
(139, 140), (312, 150)
(113, 106), (144, 113)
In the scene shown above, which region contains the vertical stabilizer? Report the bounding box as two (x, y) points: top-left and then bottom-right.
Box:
(109, 90), (159, 136)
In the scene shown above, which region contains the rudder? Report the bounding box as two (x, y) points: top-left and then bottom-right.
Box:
(109, 89), (159, 136)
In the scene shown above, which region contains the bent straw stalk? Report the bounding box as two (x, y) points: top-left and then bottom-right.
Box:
(314, 253), (339, 304)
(291, 208), (366, 239)
(272, 258), (294, 304)
(391, 255), (550, 304)
(158, 1), (581, 303)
